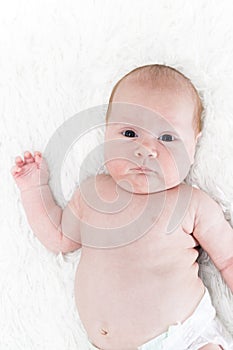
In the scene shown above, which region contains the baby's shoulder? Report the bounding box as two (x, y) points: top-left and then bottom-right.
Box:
(189, 185), (218, 206)
(174, 184), (223, 232)
(187, 185), (224, 221)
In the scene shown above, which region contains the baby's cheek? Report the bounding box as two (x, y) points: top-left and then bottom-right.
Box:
(159, 146), (190, 185)
(106, 159), (127, 174)
(159, 152), (180, 179)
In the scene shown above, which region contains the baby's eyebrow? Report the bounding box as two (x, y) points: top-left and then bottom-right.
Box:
(158, 130), (180, 136)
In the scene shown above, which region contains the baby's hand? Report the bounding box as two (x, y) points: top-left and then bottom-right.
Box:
(11, 151), (50, 192)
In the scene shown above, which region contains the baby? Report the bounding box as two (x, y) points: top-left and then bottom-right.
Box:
(11, 64), (233, 350)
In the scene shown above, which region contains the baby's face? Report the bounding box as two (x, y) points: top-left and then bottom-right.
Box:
(104, 79), (198, 194)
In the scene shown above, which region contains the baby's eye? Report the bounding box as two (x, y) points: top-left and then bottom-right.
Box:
(122, 130), (138, 138)
(158, 134), (175, 142)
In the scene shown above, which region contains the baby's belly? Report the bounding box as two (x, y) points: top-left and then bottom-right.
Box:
(74, 247), (205, 350)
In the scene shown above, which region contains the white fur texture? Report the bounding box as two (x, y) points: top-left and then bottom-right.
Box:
(1, 0), (233, 348)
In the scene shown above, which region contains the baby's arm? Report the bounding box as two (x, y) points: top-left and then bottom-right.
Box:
(192, 188), (233, 292)
(11, 151), (82, 254)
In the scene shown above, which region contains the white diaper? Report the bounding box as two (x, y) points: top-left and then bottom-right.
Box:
(137, 287), (232, 350)
(87, 287), (233, 350)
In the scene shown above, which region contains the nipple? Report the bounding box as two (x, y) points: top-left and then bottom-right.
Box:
(100, 328), (108, 335)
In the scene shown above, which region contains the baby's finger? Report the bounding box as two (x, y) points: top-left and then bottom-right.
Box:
(24, 151), (34, 163)
(34, 151), (42, 163)
(15, 156), (25, 165)
(34, 151), (42, 157)
(11, 165), (22, 176)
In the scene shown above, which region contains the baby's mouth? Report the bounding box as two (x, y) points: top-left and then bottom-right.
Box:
(131, 166), (154, 173)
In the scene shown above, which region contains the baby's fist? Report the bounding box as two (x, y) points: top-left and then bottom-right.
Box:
(11, 151), (50, 192)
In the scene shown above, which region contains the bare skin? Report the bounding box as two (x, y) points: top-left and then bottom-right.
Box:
(74, 175), (206, 350)
(199, 345), (222, 350)
(13, 151), (41, 173)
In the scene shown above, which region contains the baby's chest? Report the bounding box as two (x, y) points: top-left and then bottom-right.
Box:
(80, 198), (158, 248)
(80, 197), (195, 253)
(79, 176), (196, 248)
(81, 187), (170, 235)
(81, 185), (194, 233)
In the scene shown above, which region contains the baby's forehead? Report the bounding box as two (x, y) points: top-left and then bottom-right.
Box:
(108, 102), (163, 122)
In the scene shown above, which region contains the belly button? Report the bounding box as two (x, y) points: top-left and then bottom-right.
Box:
(100, 328), (108, 335)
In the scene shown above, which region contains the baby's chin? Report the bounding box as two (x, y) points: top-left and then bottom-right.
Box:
(112, 174), (183, 194)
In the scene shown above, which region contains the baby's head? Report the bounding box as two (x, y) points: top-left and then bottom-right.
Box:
(104, 64), (203, 194)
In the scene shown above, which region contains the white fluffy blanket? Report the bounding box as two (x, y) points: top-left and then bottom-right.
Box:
(1, 0), (233, 348)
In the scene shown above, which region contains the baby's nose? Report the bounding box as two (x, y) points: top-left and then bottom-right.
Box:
(134, 142), (158, 158)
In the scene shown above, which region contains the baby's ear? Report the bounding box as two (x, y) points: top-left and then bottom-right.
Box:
(195, 132), (202, 143)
